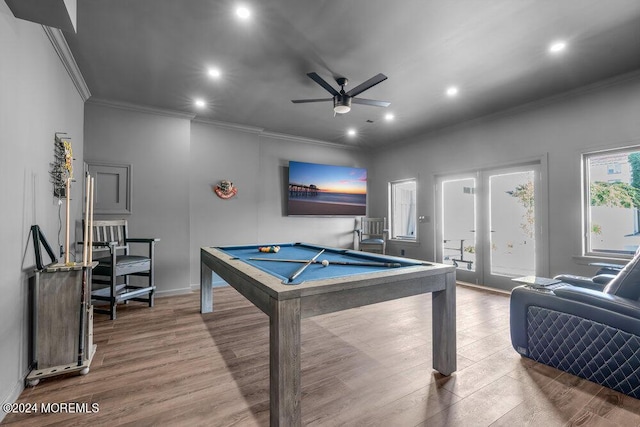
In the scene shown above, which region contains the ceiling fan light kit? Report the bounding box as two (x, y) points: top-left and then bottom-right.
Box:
(333, 95), (351, 114)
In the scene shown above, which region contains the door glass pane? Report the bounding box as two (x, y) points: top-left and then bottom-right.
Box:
(390, 179), (417, 240)
(442, 178), (476, 271)
(489, 171), (535, 277)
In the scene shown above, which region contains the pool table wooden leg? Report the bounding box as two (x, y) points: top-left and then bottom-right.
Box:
(269, 297), (301, 427)
(200, 263), (213, 313)
(432, 270), (457, 376)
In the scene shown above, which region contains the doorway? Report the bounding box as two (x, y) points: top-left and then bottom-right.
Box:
(436, 160), (548, 291)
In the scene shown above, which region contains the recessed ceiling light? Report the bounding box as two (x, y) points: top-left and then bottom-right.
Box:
(549, 40), (567, 54)
(446, 86), (459, 97)
(194, 99), (206, 108)
(236, 5), (251, 20)
(207, 67), (221, 79)
(384, 113), (395, 121)
(347, 128), (357, 137)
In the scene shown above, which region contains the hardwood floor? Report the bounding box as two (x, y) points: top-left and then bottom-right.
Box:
(3, 284), (640, 426)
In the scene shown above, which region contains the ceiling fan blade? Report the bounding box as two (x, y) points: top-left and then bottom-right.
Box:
(307, 72), (340, 96)
(346, 73), (388, 97)
(351, 98), (391, 107)
(291, 98), (333, 104)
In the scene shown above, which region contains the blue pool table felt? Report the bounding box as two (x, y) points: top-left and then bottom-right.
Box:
(217, 243), (424, 285)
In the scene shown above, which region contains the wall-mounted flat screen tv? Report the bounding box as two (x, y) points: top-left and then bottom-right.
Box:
(288, 161), (367, 216)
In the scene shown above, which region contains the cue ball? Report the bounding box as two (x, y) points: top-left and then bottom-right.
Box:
(321, 259), (329, 267)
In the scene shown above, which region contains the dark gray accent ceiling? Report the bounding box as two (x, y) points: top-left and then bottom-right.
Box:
(64, 0), (640, 147)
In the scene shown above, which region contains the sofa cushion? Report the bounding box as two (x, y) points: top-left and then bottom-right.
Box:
(361, 238), (384, 244)
(603, 247), (640, 300)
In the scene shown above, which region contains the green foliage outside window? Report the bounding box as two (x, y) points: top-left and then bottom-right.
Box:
(507, 181), (535, 238)
(590, 181), (640, 209)
(629, 152), (640, 189)
(588, 152), (640, 242)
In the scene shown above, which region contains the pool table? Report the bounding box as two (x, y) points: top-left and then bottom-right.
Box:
(200, 243), (456, 426)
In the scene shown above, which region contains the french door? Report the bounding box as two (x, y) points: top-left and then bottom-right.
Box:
(436, 161), (547, 291)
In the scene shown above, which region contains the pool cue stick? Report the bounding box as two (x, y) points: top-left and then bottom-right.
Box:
(88, 177), (95, 263)
(286, 249), (324, 283)
(78, 263), (87, 366)
(65, 177), (71, 265)
(250, 257), (402, 268)
(83, 174), (90, 266)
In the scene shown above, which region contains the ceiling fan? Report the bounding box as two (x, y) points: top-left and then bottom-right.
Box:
(291, 72), (390, 114)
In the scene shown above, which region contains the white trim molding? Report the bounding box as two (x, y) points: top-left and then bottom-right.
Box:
(88, 98), (195, 120)
(87, 98), (197, 120)
(194, 117), (360, 150)
(260, 130), (358, 150)
(193, 117), (264, 134)
(42, 26), (90, 101)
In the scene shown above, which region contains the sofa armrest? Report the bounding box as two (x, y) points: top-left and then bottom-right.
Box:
(553, 274), (606, 291)
(589, 262), (625, 275)
(553, 286), (640, 320)
(592, 274), (616, 285)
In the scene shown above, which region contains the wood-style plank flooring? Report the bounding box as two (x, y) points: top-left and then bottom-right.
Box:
(3, 284), (640, 426)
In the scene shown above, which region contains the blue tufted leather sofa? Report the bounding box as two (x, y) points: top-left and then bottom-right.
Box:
(510, 252), (640, 398)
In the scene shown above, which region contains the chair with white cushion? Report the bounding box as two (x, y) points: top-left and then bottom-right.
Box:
(355, 217), (387, 254)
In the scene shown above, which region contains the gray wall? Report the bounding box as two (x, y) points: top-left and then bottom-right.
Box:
(0, 6), (85, 415)
(368, 73), (640, 279)
(189, 122), (366, 285)
(84, 103), (192, 295)
(83, 107), (369, 293)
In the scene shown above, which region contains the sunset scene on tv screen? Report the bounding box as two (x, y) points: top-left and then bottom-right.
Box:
(288, 161), (367, 216)
(290, 162), (366, 194)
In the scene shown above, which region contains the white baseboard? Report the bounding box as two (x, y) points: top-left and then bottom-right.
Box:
(0, 379), (25, 423)
(190, 280), (229, 291)
(154, 287), (194, 298)
(456, 281), (511, 295)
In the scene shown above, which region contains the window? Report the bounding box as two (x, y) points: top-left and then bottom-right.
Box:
(584, 147), (640, 257)
(389, 179), (417, 240)
(607, 163), (622, 175)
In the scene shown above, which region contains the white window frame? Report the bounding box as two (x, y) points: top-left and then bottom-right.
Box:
(389, 178), (417, 241)
(582, 146), (640, 259)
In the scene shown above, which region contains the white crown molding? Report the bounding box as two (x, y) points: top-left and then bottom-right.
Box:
(42, 26), (90, 101)
(87, 98), (197, 120)
(260, 130), (359, 151)
(192, 117), (264, 134)
(193, 117), (358, 150)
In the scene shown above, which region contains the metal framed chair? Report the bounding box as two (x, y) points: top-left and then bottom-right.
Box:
(355, 217), (387, 254)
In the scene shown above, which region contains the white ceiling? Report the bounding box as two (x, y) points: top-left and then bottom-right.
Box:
(64, 0), (640, 148)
